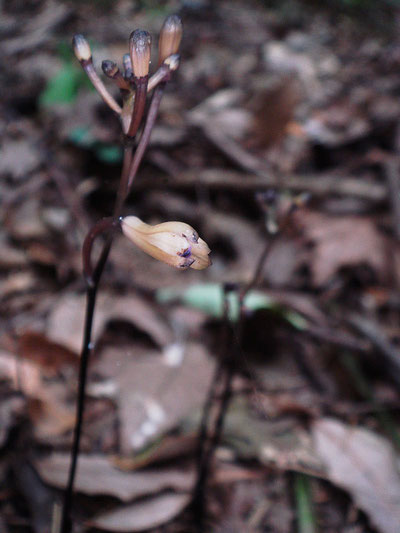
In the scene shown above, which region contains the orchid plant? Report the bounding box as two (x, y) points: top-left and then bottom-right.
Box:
(59, 15), (211, 533)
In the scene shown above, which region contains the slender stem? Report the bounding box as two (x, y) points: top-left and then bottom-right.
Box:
(195, 288), (231, 472)
(60, 88), (164, 533)
(127, 84), (165, 191)
(193, 196), (308, 531)
(114, 146), (133, 216)
(193, 288), (231, 530)
(60, 285), (96, 533)
(59, 50), (177, 532)
(83, 62), (122, 115)
(239, 200), (301, 304)
(116, 85), (165, 215)
(148, 64), (170, 92)
(126, 76), (148, 138)
(82, 217), (121, 285)
(199, 348), (236, 478)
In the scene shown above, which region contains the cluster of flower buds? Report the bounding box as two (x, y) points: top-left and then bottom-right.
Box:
(75, 16), (212, 276)
(72, 14), (183, 136)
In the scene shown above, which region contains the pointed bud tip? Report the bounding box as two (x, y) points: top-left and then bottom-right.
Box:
(129, 29), (152, 78)
(72, 34), (92, 62)
(158, 15), (183, 65)
(162, 14), (183, 33)
(130, 29), (152, 47)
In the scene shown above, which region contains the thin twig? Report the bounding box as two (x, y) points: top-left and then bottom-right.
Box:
(193, 196), (307, 530)
(384, 156), (400, 241)
(134, 168), (386, 201)
(240, 200), (302, 303)
(193, 286), (232, 528)
(347, 313), (400, 387)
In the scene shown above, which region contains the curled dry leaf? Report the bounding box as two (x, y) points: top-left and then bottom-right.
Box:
(34, 453), (195, 502)
(110, 342), (214, 454)
(0, 140), (42, 180)
(46, 292), (173, 353)
(88, 492), (191, 532)
(294, 210), (390, 286)
(0, 350), (75, 440)
(313, 418), (400, 533)
(0, 396), (25, 448)
(18, 331), (77, 374)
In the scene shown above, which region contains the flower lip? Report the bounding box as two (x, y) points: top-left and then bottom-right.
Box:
(121, 216), (211, 270)
(180, 246), (192, 258)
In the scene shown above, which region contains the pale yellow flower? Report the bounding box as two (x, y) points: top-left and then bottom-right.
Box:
(121, 216), (211, 270)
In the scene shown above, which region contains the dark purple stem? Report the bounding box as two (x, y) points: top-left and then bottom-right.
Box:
(127, 76), (148, 138)
(60, 58), (175, 533)
(82, 217), (121, 286)
(127, 84), (165, 191)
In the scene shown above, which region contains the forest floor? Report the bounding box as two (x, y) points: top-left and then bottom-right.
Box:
(2, 1), (400, 532)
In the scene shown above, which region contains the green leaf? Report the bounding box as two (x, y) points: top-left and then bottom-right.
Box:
(67, 127), (122, 163)
(295, 473), (317, 533)
(95, 144), (122, 164)
(68, 126), (96, 148)
(39, 63), (82, 107)
(156, 283), (307, 328)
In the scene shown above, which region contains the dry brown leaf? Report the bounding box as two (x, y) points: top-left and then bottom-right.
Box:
(34, 453), (195, 502)
(96, 342), (214, 454)
(225, 399), (324, 476)
(18, 331), (77, 374)
(118, 343), (214, 454)
(294, 210), (390, 286)
(313, 418), (400, 533)
(28, 386), (75, 440)
(88, 492), (191, 532)
(46, 292), (173, 353)
(0, 233), (27, 269)
(0, 350), (41, 393)
(251, 78), (300, 148)
(204, 212), (263, 279)
(0, 396), (25, 448)
(0, 272), (36, 298)
(0, 140), (41, 180)
(0, 351), (74, 439)
(6, 198), (47, 240)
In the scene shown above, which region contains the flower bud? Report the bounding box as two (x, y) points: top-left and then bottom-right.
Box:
(121, 216), (211, 270)
(164, 53), (180, 71)
(102, 60), (119, 79)
(129, 30), (152, 78)
(72, 34), (92, 63)
(158, 15), (183, 65)
(122, 53), (133, 79)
